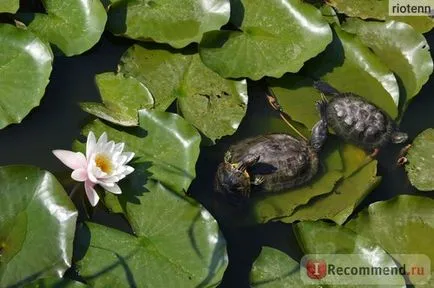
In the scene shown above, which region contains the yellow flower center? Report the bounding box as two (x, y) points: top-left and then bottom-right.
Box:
(95, 154), (113, 174)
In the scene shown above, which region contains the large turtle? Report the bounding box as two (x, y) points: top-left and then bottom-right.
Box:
(313, 81), (408, 155)
(214, 102), (328, 205)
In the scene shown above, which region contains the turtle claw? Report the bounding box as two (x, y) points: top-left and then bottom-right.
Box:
(396, 144), (412, 166)
(224, 151), (232, 163)
(369, 148), (380, 158)
(252, 176), (265, 186)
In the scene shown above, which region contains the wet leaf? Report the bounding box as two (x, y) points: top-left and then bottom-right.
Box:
(303, 25), (400, 118)
(199, 0), (332, 80)
(250, 247), (306, 288)
(25, 278), (87, 288)
(107, 0), (230, 48)
(327, 0), (388, 20)
(0, 24), (53, 130)
(21, 0), (107, 56)
(120, 45), (248, 142)
(0, 0), (19, 13)
(343, 19), (433, 107)
(0, 166), (78, 287)
(80, 72), (154, 127)
(346, 195), (434, 286)
(390, 16), (434, 33)
(404, 129), (434, 191)
(294, 221), (406, 286)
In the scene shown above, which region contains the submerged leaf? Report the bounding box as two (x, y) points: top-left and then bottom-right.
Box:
(404, 129), (434, 191)
(343, 19), (433, 108)
(21, 0), (107, 56)
(80, 72), (154, 126)
(107, 0), (230, 48)
(0, 166), (77, 287)
(0, 24), (53, 129)
(199, 0), (332, 79)
(120, 45), (248, 142)
(303, 25), (400, 118)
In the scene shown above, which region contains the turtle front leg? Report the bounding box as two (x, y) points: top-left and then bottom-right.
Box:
(224, 151), (232, 163)
(397, 144), (412, 166)
(251, 175), (265, 186)
(237, 154), (260, 171)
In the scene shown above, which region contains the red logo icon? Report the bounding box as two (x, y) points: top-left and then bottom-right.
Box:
(306, 259), (327, 280)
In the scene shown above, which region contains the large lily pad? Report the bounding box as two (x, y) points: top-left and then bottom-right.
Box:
(303, 25), (400, 118)
(21, 0), (107, 56)
(346, 195), (434, 286)
(80, 72), (154, 127)
(294, 221), (406, 286)
(119, 44), (248, 142)
(199, 0), (332, 80)
(75, 110), (227, 287)
(250, 247), (306, 288)
(25, 278), (87, 288)
(107, 0), (230, 48)
(404, 129), (434, 191)
(343, 19), (433, 107)
(327, 0), (388, 20)
(0, 0), (19, 13)
(0, 166), (78, 287)
(0, 24), (53, 130)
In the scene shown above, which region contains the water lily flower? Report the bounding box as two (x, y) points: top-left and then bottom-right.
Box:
(53, 131), (135, 206)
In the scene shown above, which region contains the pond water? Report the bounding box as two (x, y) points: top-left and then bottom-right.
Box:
(1, 32), (433, 287)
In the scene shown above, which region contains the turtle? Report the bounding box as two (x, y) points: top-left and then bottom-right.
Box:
(214, 101), (328, 205)
(313, 81), (408, 155)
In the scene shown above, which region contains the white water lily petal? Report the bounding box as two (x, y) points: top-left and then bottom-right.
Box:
(101, 183), (122, 194)
(86, 131), (96, 160)
(53, 150), (86, 170)
(71, 168), (87, 182)
(85, 180), (100, 207)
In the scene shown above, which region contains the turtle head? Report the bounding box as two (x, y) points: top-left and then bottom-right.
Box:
(214, 154), (259, 205)
(391, 131), (408, 144)
(310, 100), (329, 152)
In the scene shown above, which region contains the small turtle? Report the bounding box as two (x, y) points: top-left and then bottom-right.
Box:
(313, 81), (408, 155)
(214, 102), (328, 205)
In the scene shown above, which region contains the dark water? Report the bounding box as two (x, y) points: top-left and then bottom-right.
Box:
(0, 32), (433, 287)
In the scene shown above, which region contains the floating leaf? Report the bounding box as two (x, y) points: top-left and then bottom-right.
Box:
(25, 278), (87, 288)
(107, 0), (230, 48)
(404, 129), (434, 191)
(0, 166), (78, 287)
(0, 24), (53, 129)
(80, 72), (154, 127)
(199, 0), (332, 80)
(346, 195), (434, 286)
(303, 25), (400, 118)
(327, 0), (388, 20)
(294, 221), (406, 286)
(343, 19), (433, 107)
(0, 0), (19, 13)
(21, 0), (107, 56)
(120, 44), (248, 142)
(250, 247), (306, 288)
(390, 16), (434, 34)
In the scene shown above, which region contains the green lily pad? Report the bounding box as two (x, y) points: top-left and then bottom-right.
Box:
(390, 16), (434, 33)
(0, 0), (19, 13)
(80, 72), (154, 127)
(119, 44), (248, 142)
(343, 19), (433, 108)
(250, 247), (307, 288)
(0, 166), (78, 287)
(25, 278), (87, 288)
(199, 0), (332, 80)
(107, 0), (230, 48)
(303, 24), (400, 119)
(404, 129), (434, 191)
(21, 0), (107, 56)
(327, 0), (388, 20)
(294, 221), (406, 286)
(346, 195), (434, 286)
(0, 24), (53, 130)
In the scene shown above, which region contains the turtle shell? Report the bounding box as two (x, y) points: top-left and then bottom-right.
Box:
(227, 134), (319, 193)
(326, 94), (394, 150)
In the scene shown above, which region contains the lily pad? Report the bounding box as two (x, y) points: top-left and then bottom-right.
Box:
(250, 247), (306, 288)
(80, 72), (154, 127)
(199, 0), (332, 80)
(303, 24), (400, 118)
(346, 195), (434, 286)
(0, 166), (78, 287)
(21, 0), (107, 56)
(294, 221), (406, 286)
(343, 19), (433, 108)
(0, 24), (53, 130)
(120, 44), (248, 142)
(107, 0), (230, 48)
(327, 0), (388, 20)
(404, 129), (434, 191)
(25, 278), (87, 288)
(0, 0), (19, 13)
